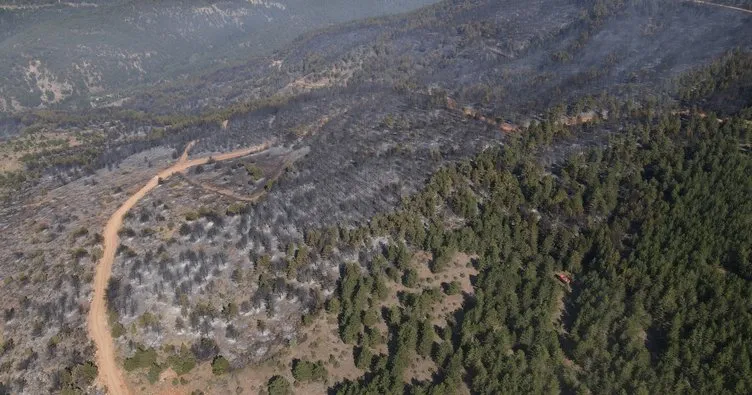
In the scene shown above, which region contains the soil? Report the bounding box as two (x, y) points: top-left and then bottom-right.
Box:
(87, 141), (271, 394)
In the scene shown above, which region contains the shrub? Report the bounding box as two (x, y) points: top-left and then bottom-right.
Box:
(292, 359), (327, 382)
(244, 163), (263, 180)
(226, 202), (247, 216)
(325, 297), (340, 314)
(58, 360), (97, 393)
(362, 309), (379, 326)
(71, 227), (89, 238)
(267, 375), (292, 395)
(147, 364), (163, 384)
(124, 347), (157, 371)
(167, 345), (196, 375)
(211, 355), (230, 376)
(402, 268), (418, 287)
(72, 361), (97, 388)
(110, 321), (125, 338)
(444, 280), (461, 295)
(355, 347), (372, 370)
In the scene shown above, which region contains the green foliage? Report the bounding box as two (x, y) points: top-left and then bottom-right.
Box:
(373, 276), (390, 300)
(71, 227), (89, 239)
(291, 359), (328, 382)
(401, 268), (418, 287)
(137, 312), (159, 328)
(167, 344), (196, 375)
(337, 263), (369, 344)
(355, 347), (373, 370)
(221, 302), (239, 320)
(677, 50), (752, 108)
(267, 375), (293, 395)
(108, 311), (125, 338)
(211, 355), (230, 376)
(429, 245), (455, 273)
(300, 312), (315, 326)
(124, 347), (158, 372)
(0, 170), (29, 199)
(331, 106), (752, 393)
(362, 309), (380, 327)
(225, 202), (247, 216)
(58, 361), (97, 394)
(326, 297), (341, 314)
(244, 163), (263, 180)
(444, 280), (461, 295)
(417, 320), (434, 358)
(147, 363), (164, 384)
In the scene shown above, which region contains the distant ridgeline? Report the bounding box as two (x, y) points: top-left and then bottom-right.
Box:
(715, 0), (752, 10)
(0, 0), (439, 112)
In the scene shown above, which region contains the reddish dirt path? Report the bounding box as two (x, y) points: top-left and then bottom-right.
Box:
(87, 141), (270, 394)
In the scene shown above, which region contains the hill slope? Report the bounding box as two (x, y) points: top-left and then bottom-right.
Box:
(0, 0), (438, 112)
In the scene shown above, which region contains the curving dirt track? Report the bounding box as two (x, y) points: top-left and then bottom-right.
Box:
(87, 141), (271, 394)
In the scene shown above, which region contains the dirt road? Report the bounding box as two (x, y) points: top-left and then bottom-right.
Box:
(87, 141), (271, 394)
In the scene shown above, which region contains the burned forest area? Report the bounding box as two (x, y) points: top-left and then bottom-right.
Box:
(0, 0), (751, 394)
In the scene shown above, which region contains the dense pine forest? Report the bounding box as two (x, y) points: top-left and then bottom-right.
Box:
(308, 108), (751, 394)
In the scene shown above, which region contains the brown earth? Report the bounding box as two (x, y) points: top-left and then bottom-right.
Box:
(87, 140), (271, 394)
